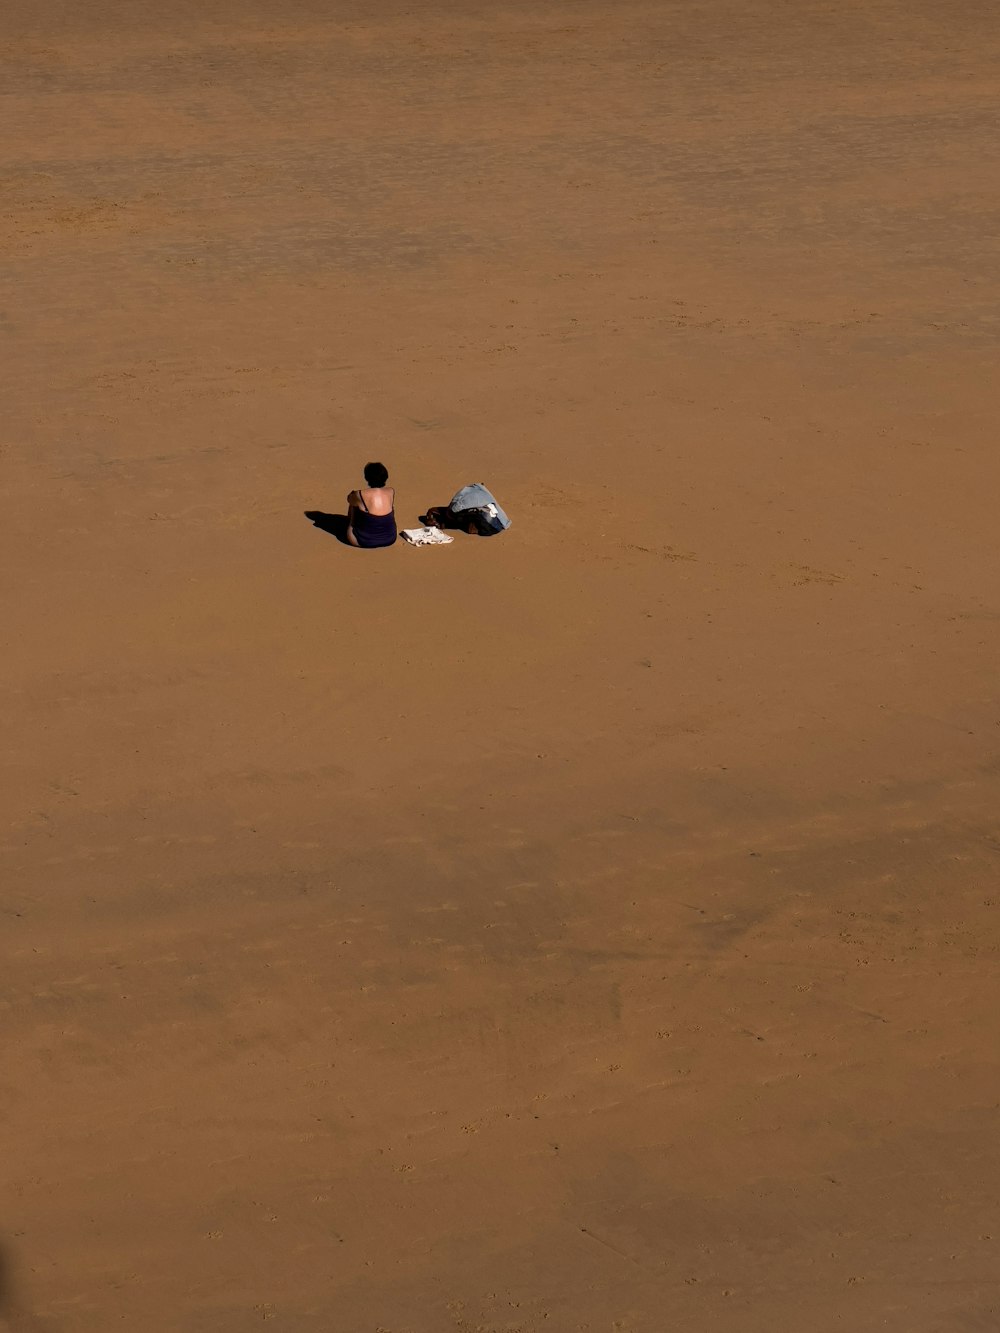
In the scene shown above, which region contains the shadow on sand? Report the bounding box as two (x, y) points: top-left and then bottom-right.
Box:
(0, 1240), (48, 1331)
(304, 510), (350, 544)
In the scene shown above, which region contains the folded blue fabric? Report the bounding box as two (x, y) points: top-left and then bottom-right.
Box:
(449, 483), (511, 532)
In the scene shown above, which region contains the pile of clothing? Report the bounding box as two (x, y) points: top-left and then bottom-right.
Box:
(426, 483), (511, 537)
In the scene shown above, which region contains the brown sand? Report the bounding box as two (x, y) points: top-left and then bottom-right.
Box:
(3, 1), (1000, 1329)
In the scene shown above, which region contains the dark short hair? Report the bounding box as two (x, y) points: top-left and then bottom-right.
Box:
(364, 461), (389, 487)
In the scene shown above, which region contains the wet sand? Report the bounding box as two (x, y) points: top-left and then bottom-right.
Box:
(3, 1), (1000, 1329)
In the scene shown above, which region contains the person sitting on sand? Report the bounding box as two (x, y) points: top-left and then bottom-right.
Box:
(347, 462), (397, 548)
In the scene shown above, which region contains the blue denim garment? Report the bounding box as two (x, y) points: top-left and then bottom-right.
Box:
(449, 483), (511, 530)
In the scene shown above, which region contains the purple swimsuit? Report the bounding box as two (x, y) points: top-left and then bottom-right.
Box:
(353, 503), (397, 548)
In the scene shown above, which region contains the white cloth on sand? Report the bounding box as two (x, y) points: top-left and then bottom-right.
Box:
(401, 527), (453, 546)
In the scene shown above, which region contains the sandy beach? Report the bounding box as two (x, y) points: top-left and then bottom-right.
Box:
(3, 1), (1000, 1328)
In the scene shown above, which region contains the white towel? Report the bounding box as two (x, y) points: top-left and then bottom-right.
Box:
(401, 527), (453, 546)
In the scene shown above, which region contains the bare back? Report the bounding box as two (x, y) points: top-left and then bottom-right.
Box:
(356, 485), (394, 516)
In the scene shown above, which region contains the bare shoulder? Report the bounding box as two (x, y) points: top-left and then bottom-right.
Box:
(361, 485), (394, 514)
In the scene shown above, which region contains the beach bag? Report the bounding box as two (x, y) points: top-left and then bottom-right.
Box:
(449, 483), (511, 537)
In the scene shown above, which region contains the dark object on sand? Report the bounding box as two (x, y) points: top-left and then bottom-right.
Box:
(421, 483), (510, 537)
